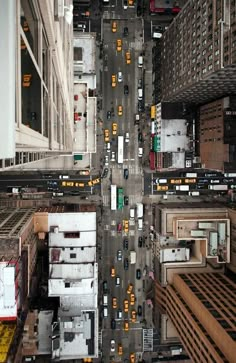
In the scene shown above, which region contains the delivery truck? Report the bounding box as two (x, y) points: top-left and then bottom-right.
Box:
(130, 251), (136, 264)
(136, 203), (143, 218)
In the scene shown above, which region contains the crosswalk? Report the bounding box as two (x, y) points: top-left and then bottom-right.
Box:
(143, 329), (153, 352)
(102, 194), (138, 207)
(109, 163), (142, 175)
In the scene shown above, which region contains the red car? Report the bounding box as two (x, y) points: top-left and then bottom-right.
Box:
(117, 223), (122, 232)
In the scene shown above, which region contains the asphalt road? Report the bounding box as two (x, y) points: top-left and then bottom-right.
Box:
(98, 5), (148, 363)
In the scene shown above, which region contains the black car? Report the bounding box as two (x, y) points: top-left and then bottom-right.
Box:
(107, 110), (111, 119)
(124, 85), (129, 95)
(111, 319), (116, 330)
(138, 100), (144, 112)
(123, 239), (129, 250)
(138, 132), (143, 142)
(137, 305), (142, 316)
(123, 27), (129, 36)
(138, 236), (143, 247)
(124, 168), (129, 179)
(124, 196), (129, 205)
(102, 168), (109, 178)
(137, 5), (142, 17)
(136, 269), (141, 280)
(103, 280), (108, 293)
(124, 258), (129, 270)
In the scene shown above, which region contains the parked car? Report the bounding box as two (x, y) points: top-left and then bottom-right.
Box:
(107, 110), (111, 119)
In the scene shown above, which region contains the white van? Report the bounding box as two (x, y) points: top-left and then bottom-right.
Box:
(118, 71), (123, 82)
(138, 218), (143, 230)
(103, 295), (108, 306)
(138, 148), (143, 157)
(138, 56), (143, 67)
(138, 88), (143, 100)
(130, 208), (135, 220)
(103, 306), (108, 317)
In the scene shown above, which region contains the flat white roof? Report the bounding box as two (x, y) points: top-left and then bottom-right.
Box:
(49, 230), (96, 247)
(49, 247), (96, 263)
(48, 212), (96, 231)
(50, 263), (95, 279)
(0, 263), (17, 320)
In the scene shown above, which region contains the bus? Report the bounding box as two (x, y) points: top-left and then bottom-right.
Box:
(117, 187), (124, 209)
(111, 185), (117, 211)
(118, 136), (124, 164)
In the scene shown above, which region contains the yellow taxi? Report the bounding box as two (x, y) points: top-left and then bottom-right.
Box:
(157, 185), (168, 191)
(112, 21), (117, 33)
(111, 74), (116, 87)
(116, 39), (122, 51)
(126, 283), (133, 295)
(130, 353), (135, 363)
(112, 122), (118, 135)
(118, 343), (123, 356)
(88, 180), (93, 187)
(124, 299), (129, 312)
(184, 178), (196, 184)
(123, 219), (129, 233)
(62, 181), (74, 187)
(125, 51), (131, 64)
(104, 129), (110, 142)
(170, 179), (182, 184)
(130, 293), (135, 306)
(118, 105), (123, 116)
(75, 182), (85, 187)
(131, 310), (136, 323)
(92, 178), (100, 185)
(124, 320), (129, 331)
(111, 267), (116, 277)
(112, 297), (117, 309)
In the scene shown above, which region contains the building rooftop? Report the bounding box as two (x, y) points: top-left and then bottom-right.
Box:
(52, 309), (98, 360)
(0, 262), (17, 320)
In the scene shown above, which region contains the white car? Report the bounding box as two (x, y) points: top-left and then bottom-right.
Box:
(59, 175), (69, 179)
(105, 155), (109, 166)
(118, 71), (123, 82)
(117, 250), (122, 261)
(125, 132), (130, 143)
(111, 151), (116, 162)
(106, 142), (111, 152)
(110, 339), (115, 353)
(115, 276), (121, 286)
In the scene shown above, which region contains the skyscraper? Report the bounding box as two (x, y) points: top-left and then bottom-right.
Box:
(159, 0), (236, 104)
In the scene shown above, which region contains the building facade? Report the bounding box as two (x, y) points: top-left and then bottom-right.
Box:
(160, 0), (236, 104)
(155, 272), (236, 363)
(199, 96), (236, 171)
(0, 0), (73, 170)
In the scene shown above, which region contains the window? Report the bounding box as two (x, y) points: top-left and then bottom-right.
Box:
(70, 253), (76, 258)
(219, 319), (231, 329)
(64, 232), (80, 238)
(65, 282), (70, 288)
(210, 309), (221, 318)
